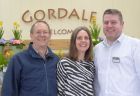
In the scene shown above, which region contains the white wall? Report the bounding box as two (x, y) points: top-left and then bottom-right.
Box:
(0, 0), (140, 39)
(112, 0), (140, 38)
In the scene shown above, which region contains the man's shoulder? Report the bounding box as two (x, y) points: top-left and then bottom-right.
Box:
(94, 41), (104, 49)
(125, 35), (140, 44)
(12, 49), (28, 58)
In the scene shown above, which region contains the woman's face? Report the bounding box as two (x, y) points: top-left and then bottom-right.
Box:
(76, 30), (90, 54)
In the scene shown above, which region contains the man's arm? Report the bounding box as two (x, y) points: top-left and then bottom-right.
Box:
(1, 55), (21, 96)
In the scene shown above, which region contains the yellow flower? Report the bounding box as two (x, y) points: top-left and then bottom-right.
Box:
(13, 22), (20, 29)
(91, 16), (96, 25)
(0, 21), (4, 39)
(5, 51), (11, 57)
(4, 49), (14, 59)
(12, 21), (22, 40)
(0, 21), (3, 27)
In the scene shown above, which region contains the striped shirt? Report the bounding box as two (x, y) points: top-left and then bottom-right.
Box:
(57, 57), (95, 96)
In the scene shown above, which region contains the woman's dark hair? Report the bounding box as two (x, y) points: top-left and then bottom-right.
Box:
(67, 26), (93, 62)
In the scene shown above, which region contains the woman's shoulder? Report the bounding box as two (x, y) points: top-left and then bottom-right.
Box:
(59, 57), (72, 63)
(58, 57), (77, 66)
(60, 57), (70, 61)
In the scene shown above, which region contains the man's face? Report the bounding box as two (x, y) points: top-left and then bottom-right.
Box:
(30, 22), (51, 47)
(103, 14), (124, 41)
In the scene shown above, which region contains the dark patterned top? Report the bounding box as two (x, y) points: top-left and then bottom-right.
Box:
(57, 57), (95, 96)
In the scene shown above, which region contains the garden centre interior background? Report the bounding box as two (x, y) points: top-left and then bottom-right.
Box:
(0, 0), (140, 40)
(0, 0), (140, 94)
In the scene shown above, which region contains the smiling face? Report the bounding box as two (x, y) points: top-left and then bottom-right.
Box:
(30, 22), (51, 47)
(103, 14), (124, 42)
(69, 26), (93, 61)
(76, 30), (90, 54)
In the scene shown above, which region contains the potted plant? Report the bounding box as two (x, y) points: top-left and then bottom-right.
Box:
(0, 53), (8, 71)
(89, 15), (102, 46)
(90, 23), (101, 45)
(0, 21), (7, 53)
(9, 22), (25, 54)
(0, 51), (12, 83)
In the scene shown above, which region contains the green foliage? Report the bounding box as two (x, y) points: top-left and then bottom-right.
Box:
(12, 29), (22, 40)
(0, 21), (4, 39)
(90, 24), (101, 45)
(0, 27), (4, 39)
(0, 53), (8, 71)
(10, 43), (25, 49)
(12, 21), (22, 40)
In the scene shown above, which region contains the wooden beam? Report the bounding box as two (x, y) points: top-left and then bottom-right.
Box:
(24, 39), (70, 50)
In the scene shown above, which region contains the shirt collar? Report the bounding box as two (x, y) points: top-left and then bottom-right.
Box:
(33, 46), (48, 56)
(28, 42), (54, 58)
(103, 33), (125, 47)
